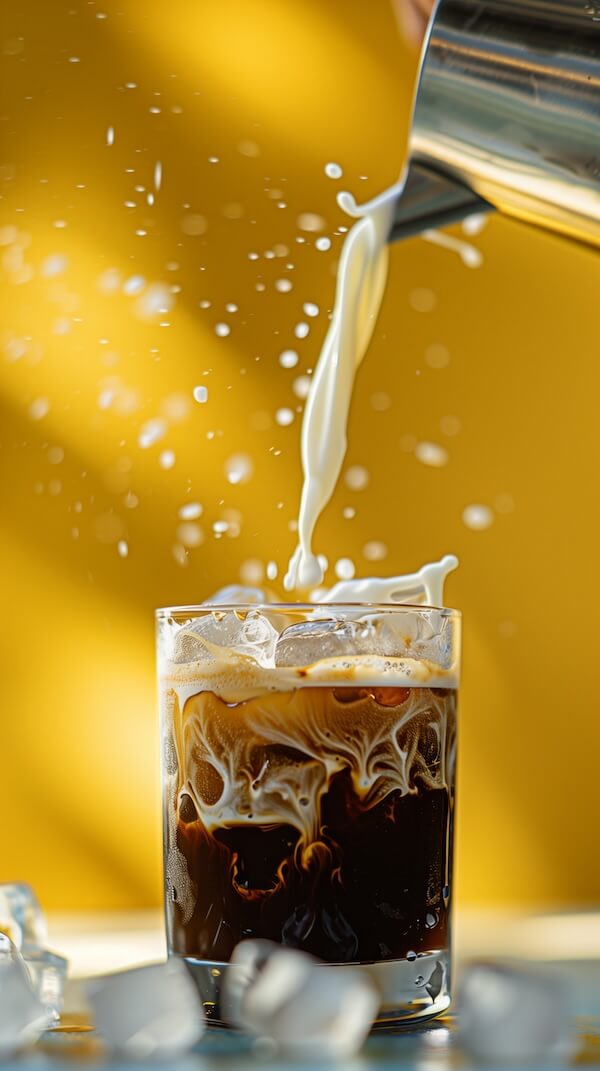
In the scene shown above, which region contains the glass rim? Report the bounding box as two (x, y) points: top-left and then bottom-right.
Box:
(156, 602), (460, 618)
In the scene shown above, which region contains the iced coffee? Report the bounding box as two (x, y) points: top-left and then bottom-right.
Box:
(158, 602), (459, 1026)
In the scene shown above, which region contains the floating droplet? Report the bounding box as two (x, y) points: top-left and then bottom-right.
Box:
(335, 557), (355, 581)
(363, 541), (388, 562)
(275, 407), (294, 427)
(279, 349), (298, 369)
(177, 522), (204, 548)
(344, 465), (369, 491)
(293, 374), (311, 399)
(425, 343), (450, 369)
(178, 502), (203, 520)
(159, 449), (176, 470)
(225, 453), (253, 485)
(297, 212), (325, 232)
(275, 278), (292, 293)
(415, 441), (448, 468)
(240, 558), (264, 584)
(325, 162), (343, 179)
(462, 503), (494, 530)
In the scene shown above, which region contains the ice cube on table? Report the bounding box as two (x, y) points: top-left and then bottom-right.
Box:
(0, 935), (47, 1053)
(0, 883), (68, 1024)
(458, 960), (576, 1064)
(173, 609), (278, 666)
(0, 882), (47, 950)
(87, 960), (205, 1058)
(22, 947), (68, 1024)
(223, 940), (379, 1057)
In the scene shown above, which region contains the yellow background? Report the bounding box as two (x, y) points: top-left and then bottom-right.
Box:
(1, 0), (598, 912)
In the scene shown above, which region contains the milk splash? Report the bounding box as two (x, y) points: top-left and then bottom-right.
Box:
(320, 554), (458, 608)
(283, 181), (402, 592)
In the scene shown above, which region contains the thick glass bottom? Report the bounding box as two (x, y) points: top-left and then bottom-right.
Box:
(178, 948), (450, 1029)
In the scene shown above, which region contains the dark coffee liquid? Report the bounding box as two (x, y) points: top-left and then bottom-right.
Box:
(164, 685), (456, 964)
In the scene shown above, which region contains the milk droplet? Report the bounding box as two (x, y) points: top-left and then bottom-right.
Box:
(240, 558), (264, 584)
(410, 287), (436, 312)
(316, 237), (331, 251)
(303, 302), (319, 317)
(193, 385), (208, 404)
(266, 561), (278, 581)
(117, 540), (128, 558)
(325, 162), (343, 179)
(177, 522), (204, 547)
(215, 322), (230, 337)
(275, 278), (292, 293)
(136, 283), (173, 319)
(138, 418), (166, 449)
(293, 374), (311, 399)
(172, 543), (188, 566)
(335, 557), (355, 581)
(159, 449), (176, 470)
(370, 391), (390, 412)
(238, 139), (260, 157)
(297, 213), (325, 232)
(463, 504), (494, 530)
(225, 453), (253, 485)
(178, 502), (203, 520)
(363, 540), (388, 562)
(181, 213), (207, 236)
(344, 465), (369, 491)
(425, 343), (450, 369)
(123, 274), (145, 295)
(41, 254), (68, 278)
(415, 441), (448, 468)
(276, 408), (294, 427)
(29, 397), (50, 420)
(154, 161), (162, 190)
(462, 212), (488, 236)
(279, 349), (299, 369)
(98, 268), (122, 293)
(106, 126), (114, 146)
(294, 322), (309, 339)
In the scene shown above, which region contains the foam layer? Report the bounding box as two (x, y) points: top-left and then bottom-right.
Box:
(159, 613), (459, 705)
(158, 556), (460, 701)
(162, 651), (458, 704)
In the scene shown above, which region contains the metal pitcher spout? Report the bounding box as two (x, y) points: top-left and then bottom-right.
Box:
(390, 0), (600, 247)
(390, 161), (491, 241)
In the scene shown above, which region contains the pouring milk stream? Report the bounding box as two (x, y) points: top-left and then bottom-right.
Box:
(282, 178), (458, 607)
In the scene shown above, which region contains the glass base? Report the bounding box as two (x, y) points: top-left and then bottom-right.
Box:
(179, 949), (450, 1029)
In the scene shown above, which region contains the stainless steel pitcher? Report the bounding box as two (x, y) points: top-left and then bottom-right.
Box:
(391, 0), (600, 246)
